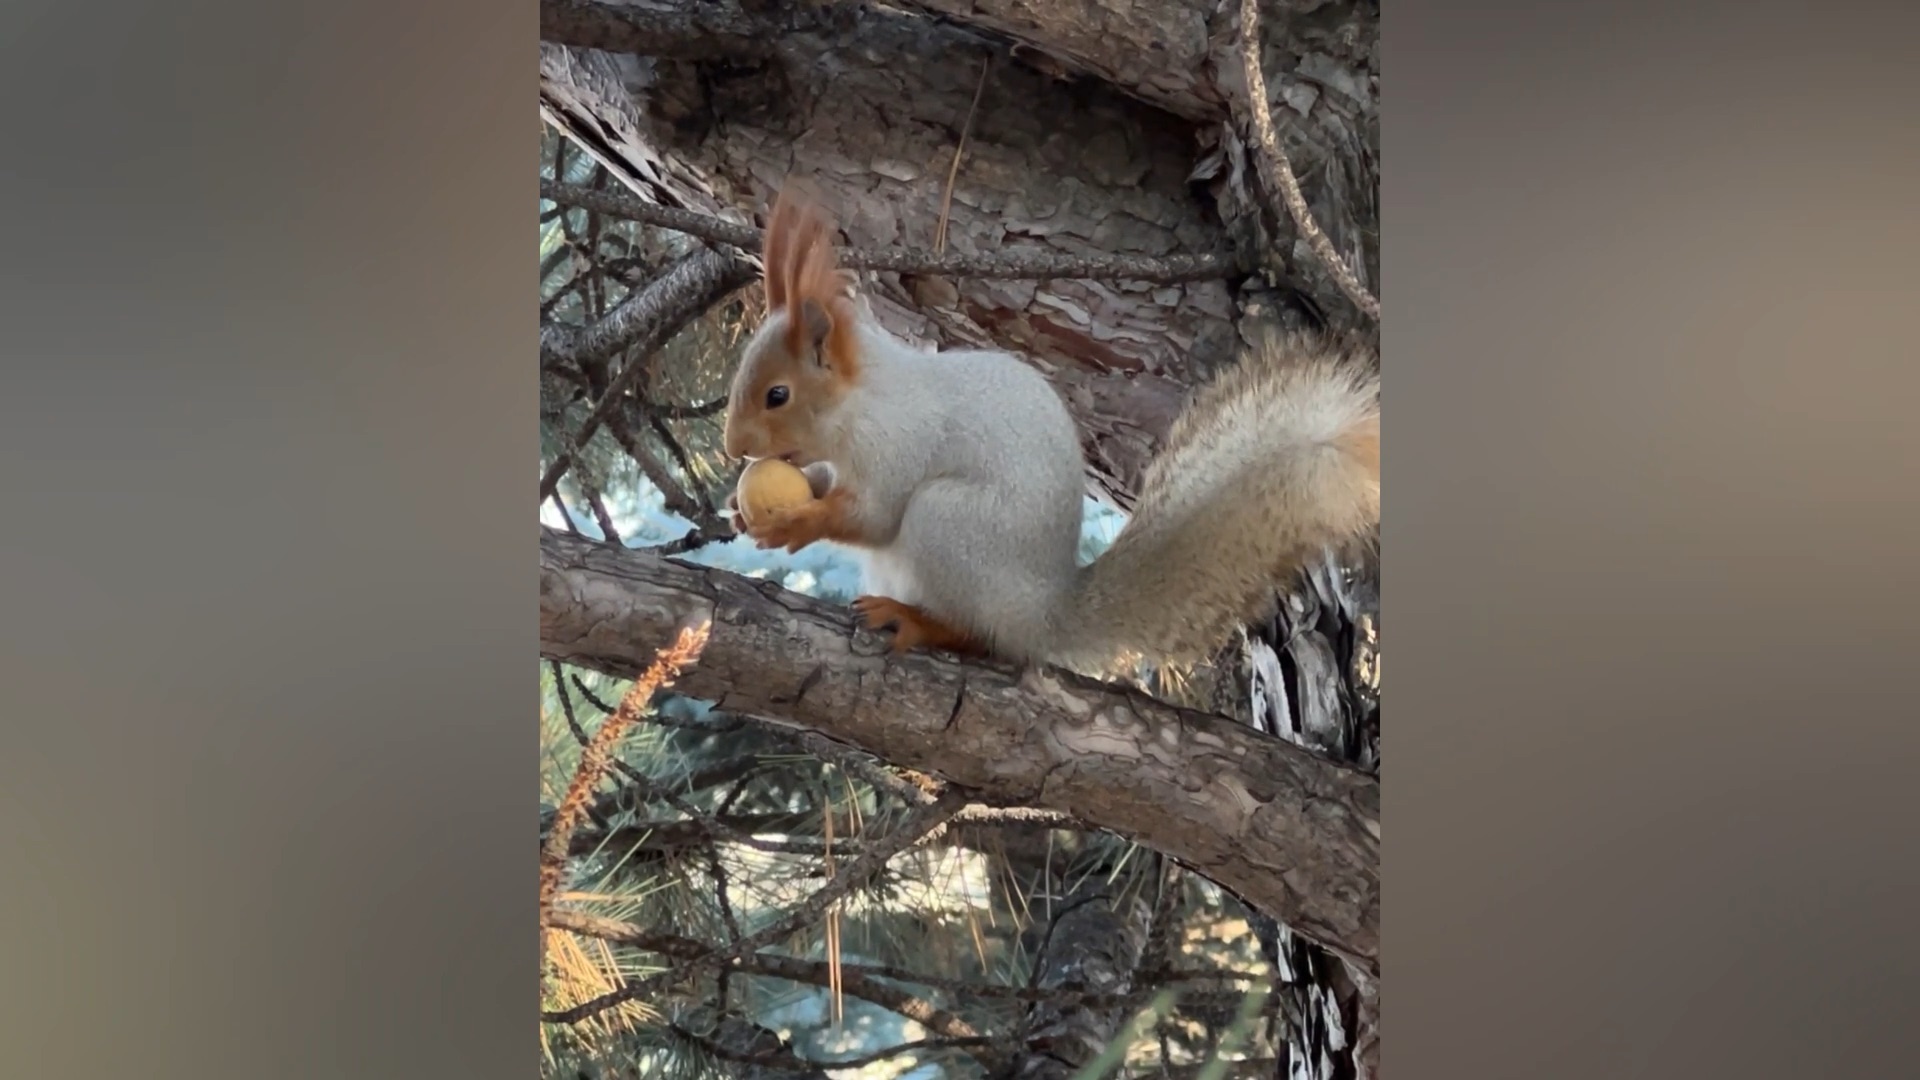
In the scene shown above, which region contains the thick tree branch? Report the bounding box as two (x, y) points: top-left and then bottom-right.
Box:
(538, 0), (1231, 123)
(540, 0), (788, 60)
(542, 180), (1241, 283)
(897, 0), (1226, 121)
(539, 528), (1379, 973)
(540, 244), (754, 370)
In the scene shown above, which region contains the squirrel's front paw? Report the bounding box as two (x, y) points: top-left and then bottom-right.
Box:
(725, 493), (749, 536)
(744, 505), (816, 553)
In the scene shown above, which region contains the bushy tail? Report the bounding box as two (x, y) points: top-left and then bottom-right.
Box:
(1054, 331), (1380, 671)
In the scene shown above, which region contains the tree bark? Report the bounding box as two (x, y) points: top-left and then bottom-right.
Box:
(540, 528), (1379, 974)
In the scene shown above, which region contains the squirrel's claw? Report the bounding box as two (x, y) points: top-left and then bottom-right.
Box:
(852, 595), (919, 652)
(852, 595), (985, 657)
(745, 505), (816, 553)
(724, 493), (749, 536)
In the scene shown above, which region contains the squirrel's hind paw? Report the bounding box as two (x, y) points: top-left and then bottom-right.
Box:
(852, 596), (985, 657)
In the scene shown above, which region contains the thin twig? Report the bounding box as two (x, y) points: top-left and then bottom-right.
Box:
(573, 680), (933, 807)
(606, 406), (726, 535)
(541, 180), (1240, 283)
(546, 754), (765, 836)
(548, 491), (581, 536)
(550, 912), (1261, 1006)
(548, 912), (998, 1061)
(671, 1022), (996, 1072)
(549, 659), (593, 748)
(1237, 0), (1380, 321)
(547, 659), (660, 792)
(650, 528), (715, 556)
(665, 1023), (816, 1073)
(566, 677), (745, 736)
(584, 490), (621, 543)
(647, 395), (727, 420)
(639, 407), (715, 515)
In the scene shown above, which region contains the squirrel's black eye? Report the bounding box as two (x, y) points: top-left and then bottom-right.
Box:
(765, 385), (790, 408)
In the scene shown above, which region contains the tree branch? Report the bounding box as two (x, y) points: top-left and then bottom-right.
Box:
(542, 181), (1241, 283)
(550, 910), (1257, 1008)
(538, 528), (1379, 974)
(1236, 0), (1379, 321)
(540, 0), (782, 60)
(549, 910), (997, 1054)
(540, 244), (755, 370)
(606, 404), (728, 535)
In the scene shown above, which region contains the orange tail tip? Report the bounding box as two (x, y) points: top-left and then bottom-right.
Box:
(762, 185), (861, 378)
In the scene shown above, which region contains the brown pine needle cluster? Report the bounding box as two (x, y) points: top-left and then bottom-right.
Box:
(540, 620), (714, 943)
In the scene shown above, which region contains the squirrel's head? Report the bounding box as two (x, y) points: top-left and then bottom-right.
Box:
(723, 185), (861, 464)
(723, 303), (854, 464)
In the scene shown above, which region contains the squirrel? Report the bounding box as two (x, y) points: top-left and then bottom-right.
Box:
(721, 188), (1380, 675)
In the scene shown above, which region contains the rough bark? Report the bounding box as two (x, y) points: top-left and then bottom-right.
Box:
(540, 0), (1378, 335)
(540, 528), (1379, 974)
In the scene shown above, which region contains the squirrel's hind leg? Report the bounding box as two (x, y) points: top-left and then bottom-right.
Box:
(852, 596), (987, 658)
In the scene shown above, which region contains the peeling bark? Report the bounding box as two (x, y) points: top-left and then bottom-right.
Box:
(1243, 559), (1381, 1080)
(540, 528), (1379, 973)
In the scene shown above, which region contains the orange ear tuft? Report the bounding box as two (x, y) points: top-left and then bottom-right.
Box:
(762, 184), (861, 379)
(762, 194), (801, 313)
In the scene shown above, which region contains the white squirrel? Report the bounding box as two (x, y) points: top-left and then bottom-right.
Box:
(722, 189), (1380, 673)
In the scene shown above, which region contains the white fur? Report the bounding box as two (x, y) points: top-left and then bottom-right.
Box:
(816, 324), (1085, 660)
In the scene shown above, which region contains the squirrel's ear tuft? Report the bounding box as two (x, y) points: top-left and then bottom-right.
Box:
(800, 298), (835, 366)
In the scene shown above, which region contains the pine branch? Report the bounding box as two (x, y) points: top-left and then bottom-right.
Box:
(543, 787), (971, 1025)
(548, 910), (1261, 1008)
(541, 181), (1242, 283)
(538, 247), (756, 502)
